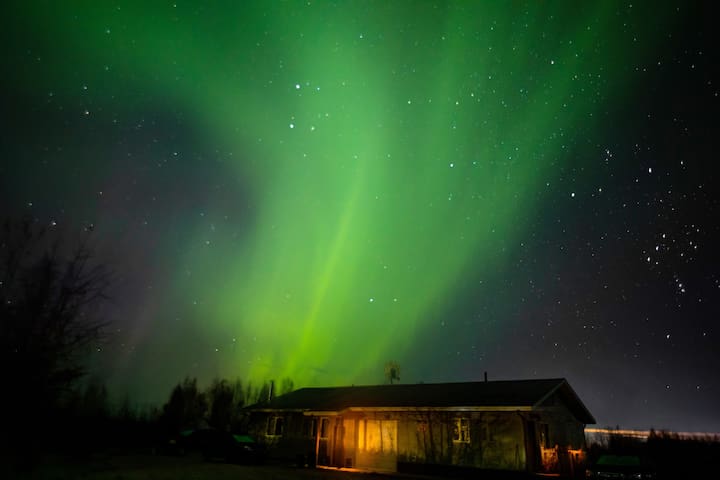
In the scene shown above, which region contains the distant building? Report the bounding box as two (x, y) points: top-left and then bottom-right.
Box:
(246, 378), (595, 477)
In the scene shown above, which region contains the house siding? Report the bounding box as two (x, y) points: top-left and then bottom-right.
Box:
(246, 380), (591, 478)
(394, 411), (527, 471)
(250, 410), (534, 473)
(532, 393), (588, 477)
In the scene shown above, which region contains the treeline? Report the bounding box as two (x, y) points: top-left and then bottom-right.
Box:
(6, 374), (293, 470)
(0, 218), (295, 472)
(587, 428), (720, 479)
(646, 430), (720, 479)
(158, 376), (295, 434)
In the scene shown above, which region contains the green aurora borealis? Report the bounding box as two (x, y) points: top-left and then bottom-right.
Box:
(11, 1), (718, 431)
(162, 2), (638, 385)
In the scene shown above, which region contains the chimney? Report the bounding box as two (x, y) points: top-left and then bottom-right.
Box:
(268, 380), (275, 402)
(484, 371), (488, 382)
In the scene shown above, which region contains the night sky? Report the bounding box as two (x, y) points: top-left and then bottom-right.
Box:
(2, 1), (718, 433)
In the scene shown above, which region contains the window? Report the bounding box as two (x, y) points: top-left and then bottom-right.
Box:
(357, 419), (397, 453)
(266, 416), (284, 437)
(452, 418), (470, 443)
(357, 419), (365, 449)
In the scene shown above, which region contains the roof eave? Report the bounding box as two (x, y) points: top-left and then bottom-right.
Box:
(533, 379), (596, 424)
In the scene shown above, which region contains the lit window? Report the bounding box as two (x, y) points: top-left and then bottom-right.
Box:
(266, 416), (284, 436)
(452, 418), (470, 443)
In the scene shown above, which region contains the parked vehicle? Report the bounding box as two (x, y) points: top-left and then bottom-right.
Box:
(191, 429), (265, 464)
(586, 454), (656, 479)
(156, 429), (195, 456)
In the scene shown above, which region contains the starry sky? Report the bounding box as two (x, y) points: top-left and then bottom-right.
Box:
(2, 1), (718, 433)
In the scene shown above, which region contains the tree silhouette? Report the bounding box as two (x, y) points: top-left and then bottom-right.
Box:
(160, 377), (208, 433)
(279, 377), (295, 396)
(206, 378), (234, 431)
(0, 218), (111, 456)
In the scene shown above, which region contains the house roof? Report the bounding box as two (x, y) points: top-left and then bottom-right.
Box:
(248, 378), (595, 424)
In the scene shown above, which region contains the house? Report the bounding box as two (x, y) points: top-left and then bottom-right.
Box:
(246, 378), (595, 477)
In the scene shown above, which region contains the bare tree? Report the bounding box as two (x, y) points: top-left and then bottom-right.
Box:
(0, 218), (111, 456)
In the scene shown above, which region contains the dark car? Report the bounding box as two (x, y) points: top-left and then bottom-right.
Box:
(156, 429), (195, 456)
(189, 429), (264, 464)
(586, 454), (656, 479)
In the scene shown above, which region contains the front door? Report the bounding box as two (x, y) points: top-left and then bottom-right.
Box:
(316, 417), (331, 466)
(331, 417), (345, 467)
(525, 420), (542, 472)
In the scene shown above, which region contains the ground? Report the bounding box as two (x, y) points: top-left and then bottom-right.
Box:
(12, 454), (383, 480)
(8, 453), (538, 480)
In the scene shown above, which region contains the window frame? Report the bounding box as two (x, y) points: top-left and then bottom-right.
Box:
(452, 417), (471, 443)
(266, 415), (285, 437)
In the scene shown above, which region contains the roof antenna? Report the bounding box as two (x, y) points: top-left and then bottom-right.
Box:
(385, 361), (400, 384)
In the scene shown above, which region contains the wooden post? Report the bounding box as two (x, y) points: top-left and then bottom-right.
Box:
(315, 417), (321, 467)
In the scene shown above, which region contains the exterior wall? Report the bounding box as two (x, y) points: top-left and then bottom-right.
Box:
(394, 411), (526, 472)
(248, 412), (317, 464)
(249, 403), (587, 477)
(533, 393), (589, 478)
(250, 410), (527, 473)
